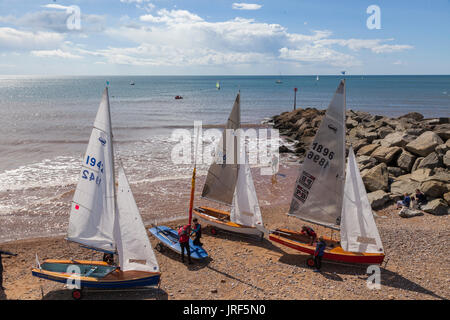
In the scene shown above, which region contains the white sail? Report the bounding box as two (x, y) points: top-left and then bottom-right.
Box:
(67, 87), (116, 252)
(340, 148), (384, 253)
(114, 166), (159, 272)
(202, 92), (240, 205)
(230, 155), (263, 227)
(288, 80), (346, 230)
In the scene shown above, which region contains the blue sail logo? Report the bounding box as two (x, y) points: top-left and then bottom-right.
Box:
(98, 137), (107, 146)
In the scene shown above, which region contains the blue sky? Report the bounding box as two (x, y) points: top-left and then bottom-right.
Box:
(0, 0), (449, 75)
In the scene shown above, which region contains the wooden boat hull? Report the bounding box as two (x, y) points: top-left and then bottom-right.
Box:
(193, 206), (263, 237)
(269, 229), (385, 265)
(31, 260), (161, 289)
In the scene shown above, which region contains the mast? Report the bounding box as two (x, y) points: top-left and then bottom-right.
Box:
(106, 85), (118, 252)
(188, 124), (201, 225)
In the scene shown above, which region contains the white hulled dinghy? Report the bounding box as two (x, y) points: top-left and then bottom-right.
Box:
(269, 80), (385, 265)
(32, 87), (160, 296)
(193, 92), (265, 237)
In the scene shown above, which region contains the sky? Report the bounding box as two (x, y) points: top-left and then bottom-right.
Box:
(0, 0), (449, 75)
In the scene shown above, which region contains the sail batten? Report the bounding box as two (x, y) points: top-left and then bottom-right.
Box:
(288, 80), (346, 229)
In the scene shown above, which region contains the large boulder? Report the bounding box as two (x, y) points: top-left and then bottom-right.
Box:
(346, 118), (358, 129)
(444, 150), (450, 168)
(381, 132), (414, 148)
(378, 126), (395, 139)
(417, 152), (442, 170)
(398, 208), (424, 218)
(443, 192), (450, 205)
(357, 155), (377, 171)
(356, 128), (378, 143)
(367, 190), (391, 209)
(398, 112), (424, 121)
(370, 146), (401, 164)
(411, 157), (424, 171)
(361, 163), (389, 192)
(390, 179), (420, 196)
(396, 149), (416, 172)
(405, 131), (444, 157)
(410, 168), (433, 182)
(421, 199), (449, 215)
(433, 123), (450, 140)
(388, 166), (405, 177)
(357, 144), (379, 156)
(435, 143), (449, 156)
(420, 180), (447, 198)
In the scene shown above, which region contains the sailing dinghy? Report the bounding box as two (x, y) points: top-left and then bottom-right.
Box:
(269, 80), (385, 265)
(32, 87), (161, 295)
(193, 92), (265, 238)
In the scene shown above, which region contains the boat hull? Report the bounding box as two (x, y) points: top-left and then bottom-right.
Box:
(269, 229), (385, 265)
(193, 206), (263, 237)
(31, 260), (161, 289)
(148, 226), (208, 260)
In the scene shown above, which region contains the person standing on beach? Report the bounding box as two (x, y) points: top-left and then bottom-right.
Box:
(0, 250), (17, 290)
(191, 218), (203, 246)
(313, 237), (326, 272)
(178, 224), (192, 264)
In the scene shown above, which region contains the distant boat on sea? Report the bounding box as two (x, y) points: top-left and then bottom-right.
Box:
(275, 79), (282, 84)
(216, 81), (220, 90)
(316, 75), (319, 81)
(130, 81), (135, 85)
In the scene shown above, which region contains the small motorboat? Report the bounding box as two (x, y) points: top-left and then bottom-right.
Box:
(175, 95), (183, 100)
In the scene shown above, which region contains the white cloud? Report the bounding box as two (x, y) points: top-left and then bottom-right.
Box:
(315, 38), (413, 54)
(42, 4), (71, 10)
(93, 8), (413, 70)
(232, 3), (262, 10)
(31, 49), (82, 59)
(0, 27), (65, 50)
(140, 9), (203, 24)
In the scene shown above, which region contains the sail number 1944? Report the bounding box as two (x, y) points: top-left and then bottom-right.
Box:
(306, 143), (334, 168)
(82, 155), (104, 185)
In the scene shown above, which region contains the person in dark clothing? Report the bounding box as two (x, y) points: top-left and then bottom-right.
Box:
(415, 189), (427, 207)
(191, 218), (203, 246)
(301, 225), (317, 244)
(313, 237), (326, 272)
(102, 253), (114, 265)
(0, 250), (17, 290)
(178, 224), (192, 264)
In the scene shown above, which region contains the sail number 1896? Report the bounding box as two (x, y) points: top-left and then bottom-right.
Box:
(307, 143), (334, 168)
